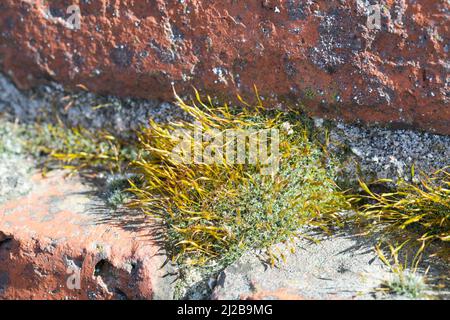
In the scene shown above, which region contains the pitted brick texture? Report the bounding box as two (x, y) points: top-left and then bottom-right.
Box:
(0, 170), (174, 300)
(0, 1), (448, 134)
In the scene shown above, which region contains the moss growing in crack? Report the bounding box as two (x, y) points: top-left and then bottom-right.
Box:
(128, 90), (351, 266)
(375, 242), (429, 299)
(25, 123), (139, 173)
(350, 167), (450, 256)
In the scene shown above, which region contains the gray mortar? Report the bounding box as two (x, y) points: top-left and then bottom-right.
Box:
(314, 118), (450, 184)
(212, 228), (448, 300)
(0, 73), (187, 138)
(0, 121), (33, 204)
(212, 231), (391, 300)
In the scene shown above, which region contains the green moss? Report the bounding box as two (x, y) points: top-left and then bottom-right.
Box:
(350, 168), (450, 249)
(383, 271), (427, 298)
(24, 123), (138, 172)
(205, 144), (346, 266)
(104, 176), (133, 210)
(129, 91), (351, 266)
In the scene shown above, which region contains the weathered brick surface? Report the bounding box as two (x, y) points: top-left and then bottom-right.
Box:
(0, 170), (173, 300)
(0, 1), (449, 134)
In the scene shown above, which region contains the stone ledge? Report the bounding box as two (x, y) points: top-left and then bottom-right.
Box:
(0, 170), (175, 300)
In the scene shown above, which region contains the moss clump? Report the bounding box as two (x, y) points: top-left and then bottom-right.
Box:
(375, 242), (429, 299)
(350, 167), (450, 254)
(26, 123), (138, 173)
(104, 175), (134, 210)
(129, 91), (351, 266)
(383, 271), (427, 298)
